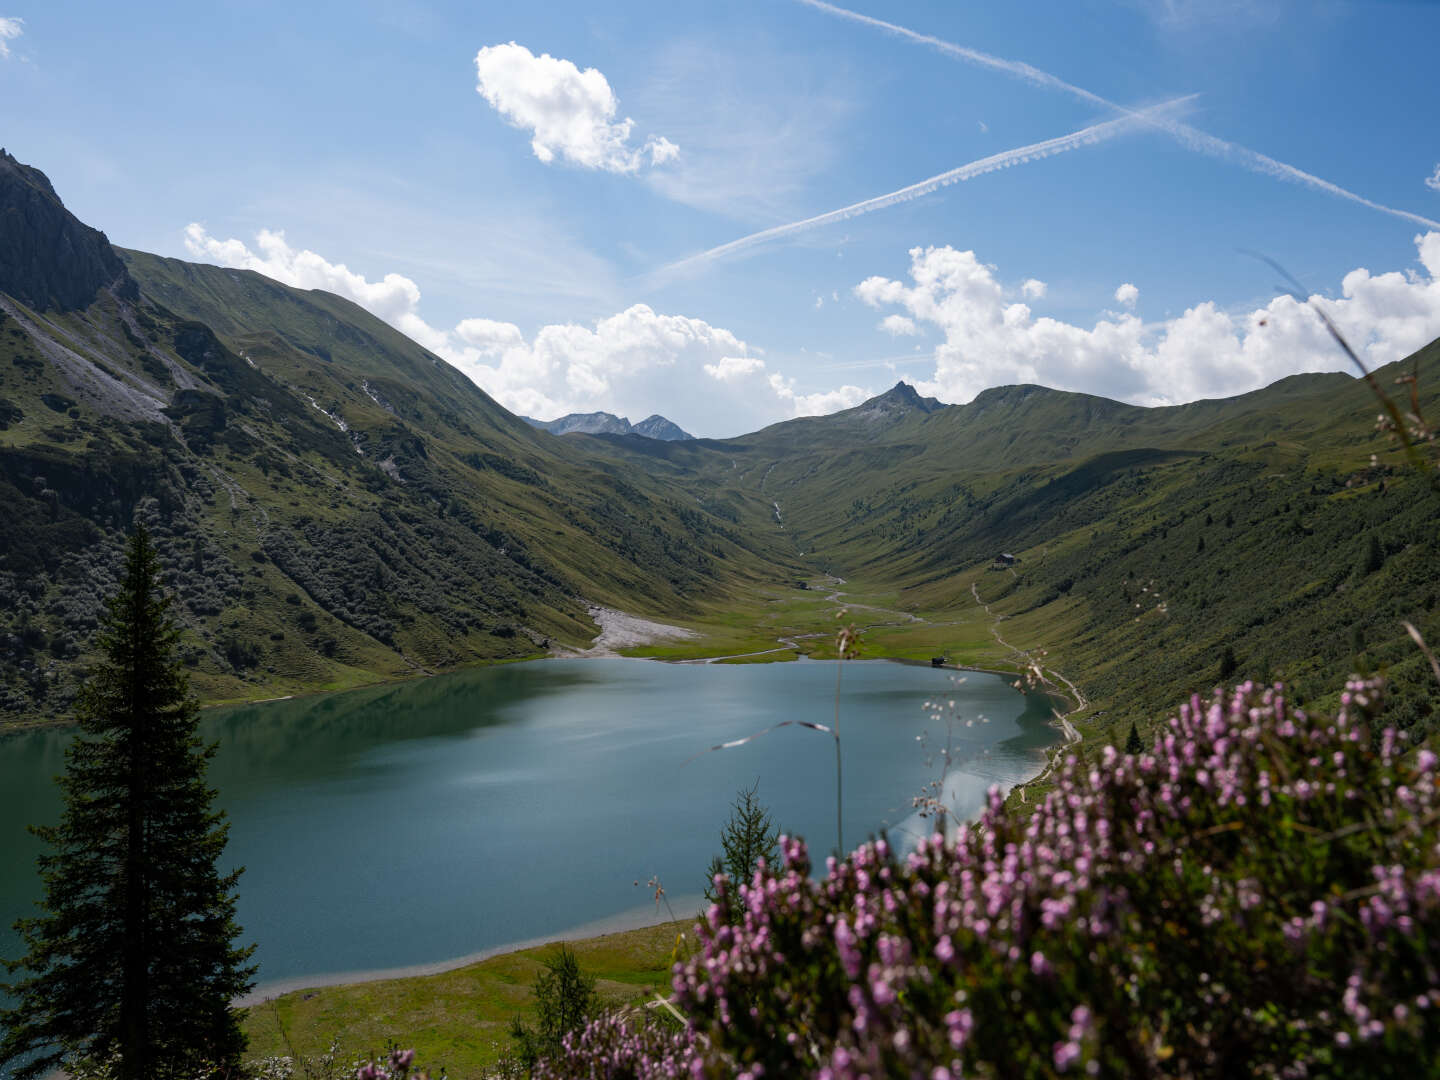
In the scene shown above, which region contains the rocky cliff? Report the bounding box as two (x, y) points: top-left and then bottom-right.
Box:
(0, 149), (137, 312)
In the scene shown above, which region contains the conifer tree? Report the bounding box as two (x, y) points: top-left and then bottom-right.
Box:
(704, 781), (780, 918)
(1361, 532), (1384, 575)
(508, 945), (597, 1071)
(1125, 721), (1144, 756)
(0, 526), (255, 1080)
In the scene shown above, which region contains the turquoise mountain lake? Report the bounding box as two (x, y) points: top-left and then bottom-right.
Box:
(0, 658), (1057, 998)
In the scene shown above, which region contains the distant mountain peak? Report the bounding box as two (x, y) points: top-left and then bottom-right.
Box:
(848, 381), (945, 423)
(632, 414), (694, 441)
(879, 381), (943, 410)
(0, 149), (137, 312)
(525, 411), (694, 441)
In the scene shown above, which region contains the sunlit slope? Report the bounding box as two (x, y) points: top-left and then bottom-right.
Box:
(578, 341), (1440, 737)
(119, 249), (797, 604)
(0, 155), (800, 723)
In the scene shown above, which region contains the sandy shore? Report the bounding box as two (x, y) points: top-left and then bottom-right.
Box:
(235, 894), (704, 1008)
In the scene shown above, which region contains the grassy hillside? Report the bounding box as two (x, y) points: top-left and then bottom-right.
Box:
(3, 153), (1436, 739)
(0, 229), (799, 724)
(578, 341), (1440, 750)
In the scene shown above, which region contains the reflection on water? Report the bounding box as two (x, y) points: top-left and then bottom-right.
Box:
(0, 659), (1057, 996)
(204, 664), (602, 780)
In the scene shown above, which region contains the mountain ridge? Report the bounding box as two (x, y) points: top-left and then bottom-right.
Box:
(0, 154), (794, 721)
(525, 411), (694, 441)
(1, 149), (1437, 740)
(0, 148), (137, 313)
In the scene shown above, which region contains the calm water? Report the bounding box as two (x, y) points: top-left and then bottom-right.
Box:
(0, 658), (1056, 997)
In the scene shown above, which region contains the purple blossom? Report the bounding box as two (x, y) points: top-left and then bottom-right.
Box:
(538, 678), (1440, 1079)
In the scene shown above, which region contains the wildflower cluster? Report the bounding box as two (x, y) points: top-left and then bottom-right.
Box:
(542, 679), (1440, 1078)
(354, 1047), (428, 1080)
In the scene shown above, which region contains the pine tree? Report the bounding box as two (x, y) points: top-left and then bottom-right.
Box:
(508, 945), (597, 1071)
(0, 526), (255, 1080)
(704, 781), (780, 919)
(1361, 532), (1384, 575)
(1125, 722), (1144, 756)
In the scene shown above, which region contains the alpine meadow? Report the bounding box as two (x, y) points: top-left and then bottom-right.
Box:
(2, 1), (1440, 1077)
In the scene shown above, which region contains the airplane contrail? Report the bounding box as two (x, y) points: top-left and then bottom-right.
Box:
(796, 0), (1440, 233)
(657, 99), (1191, 278)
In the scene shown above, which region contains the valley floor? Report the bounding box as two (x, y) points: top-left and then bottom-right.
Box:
(231, 567), (1094, 1073)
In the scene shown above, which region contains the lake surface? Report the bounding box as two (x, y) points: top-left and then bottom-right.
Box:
(0, 658), (1056, 998)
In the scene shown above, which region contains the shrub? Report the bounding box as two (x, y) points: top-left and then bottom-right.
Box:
(539, 679), (1440, 1078)
(511, 946), (598, 1072)
(703, 782), (780, 919)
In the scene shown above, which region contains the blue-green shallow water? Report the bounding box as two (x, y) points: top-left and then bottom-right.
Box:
(0, 658), (1056, 1002)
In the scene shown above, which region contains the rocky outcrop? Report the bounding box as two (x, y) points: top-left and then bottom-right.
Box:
(0, 148), (137, 312)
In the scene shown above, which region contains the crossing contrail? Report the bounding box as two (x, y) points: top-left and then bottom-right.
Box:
(796, 0), (1440, 233)
(657, 99), (1192, 278)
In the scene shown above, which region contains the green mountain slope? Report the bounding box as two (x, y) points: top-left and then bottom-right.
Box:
(2, 148), (1435, 742)
(567, 349), (1440, 742)
(0, 157), (798, 723)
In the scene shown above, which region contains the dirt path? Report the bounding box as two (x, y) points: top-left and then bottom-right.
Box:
(968, 581), (1087, 802)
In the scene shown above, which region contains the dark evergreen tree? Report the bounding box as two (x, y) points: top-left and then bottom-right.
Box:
(1219, 645), (1239, 682)
(704, 781), (780, 918)
(1362, 532), (1384, 575)
(0, 526), (254, 1080)
(508, 945), (597, 1071)
(1125, 721), (1144, 756)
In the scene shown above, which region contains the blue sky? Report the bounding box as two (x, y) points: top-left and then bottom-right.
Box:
(4, 0), (1440, 436)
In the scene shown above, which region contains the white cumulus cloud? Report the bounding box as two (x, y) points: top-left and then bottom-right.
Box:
(879, 314), (919, 336)
(183, 225), (860, 436)
(183, 223), (449, 354)
(1427, 164), (1440, 193)
(453, 317), (526, 355)
(856, 235), (1440, 407)
(0, 17), (23, 59)
(704, 356), (767, 381)
(1114, 282), (1140, 307)
(1021, 278), (1047, 300)
(473, 42), (678, 174)
(767, 373), (872, 418)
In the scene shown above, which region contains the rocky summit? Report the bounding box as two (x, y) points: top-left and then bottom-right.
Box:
(0, 149), (137, 313)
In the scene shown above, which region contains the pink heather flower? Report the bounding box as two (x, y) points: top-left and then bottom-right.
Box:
(537, 678), (1440, 1080)
(945, 1008), (974, 1049)
(870, 972), (897, 1006)
(834, 917), (862, 978)
(1053, 1040), (1082, 1071)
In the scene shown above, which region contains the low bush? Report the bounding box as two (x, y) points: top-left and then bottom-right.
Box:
(538, 679), (1440, 1078)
